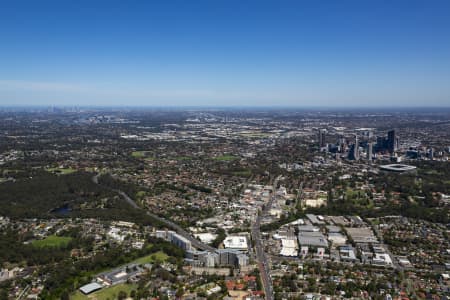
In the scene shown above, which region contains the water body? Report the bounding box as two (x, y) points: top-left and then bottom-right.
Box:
(51, 205), (71, 215)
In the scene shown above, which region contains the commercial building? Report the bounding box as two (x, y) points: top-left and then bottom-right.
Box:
(280, 238), (298, 257)
(298, 231), (328, 249)
(96, 264), (144, 286)
(156, 230), (193, 251)
(339, 245), (358, 262)
(376, 129), (399, 154)
(367, 142), (373, 160)
(387, 130), (397, 153)
(328, 232), (347, 246)
(200, 251), (219, 268)
(348, 135), (359, 160)
(223, 235), (248, 251)
(298, 225), (320, 232)
(79, 282), (103, 295)
(345, 227), (378, 244)
(373, 253), (393, 266)
(305, 214), (325, 225)
(216, 249), (248, 268)
(318, 129), (326, 148)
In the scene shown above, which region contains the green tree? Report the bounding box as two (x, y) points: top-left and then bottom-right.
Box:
(118, 290), (127, 300)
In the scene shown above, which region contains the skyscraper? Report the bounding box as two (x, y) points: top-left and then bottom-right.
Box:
(387, 130), (396, 154)
(354, 135), (359, 160)
(367, 142), (373, 161)
(318, 129), (326, 148)
(348, 135), (359, 160)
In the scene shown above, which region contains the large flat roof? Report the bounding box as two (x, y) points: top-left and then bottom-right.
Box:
(280, 238), (298, 257)
(379, 164), (417, 172)
(223, 236), (248, 250)
(345, 227), (378, 244)
(79, 282), (103, 295)
(298, 232), (328, 248)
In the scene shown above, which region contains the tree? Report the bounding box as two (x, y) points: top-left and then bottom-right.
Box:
(118, 290), (127, 300)
(176, 287), (184, 297)
(60, 291), (70, 300)
(0, 289), (8, 300)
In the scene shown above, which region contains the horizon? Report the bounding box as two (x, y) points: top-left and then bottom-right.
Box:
(2, 104), (450, 111)
(1, 0), (450, 107)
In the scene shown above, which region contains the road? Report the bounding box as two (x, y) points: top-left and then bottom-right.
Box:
(251, 175), (280, 300)
(16, 285), (30, 300)
(93, 174), (215, 252)
(117, 190), (216, 251)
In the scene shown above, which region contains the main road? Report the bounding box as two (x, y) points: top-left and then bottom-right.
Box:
(93, 174), (215, 252)
(251, 175), (280, 300)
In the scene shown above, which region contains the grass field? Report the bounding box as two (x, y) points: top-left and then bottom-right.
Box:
(131, 151), (148, 158)
(135, 191), (147, 199)
(132, 151), (156, 160)
(214, 155), (238, 161)
(32, 235), (72, 248)
(71, 283), (137, 300)
(45, 167), (77, 175)
(132, 251), (169, 264)
(173, 156), (192, 161)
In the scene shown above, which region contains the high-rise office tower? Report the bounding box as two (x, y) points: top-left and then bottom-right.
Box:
(348, 135), (359, 160)
(387, 130), (396, 154)
(367, 142), (373, 160)
(318, 129), (326, 148)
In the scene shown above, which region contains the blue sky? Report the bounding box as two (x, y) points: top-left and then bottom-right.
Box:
(1, 0), (450, 107)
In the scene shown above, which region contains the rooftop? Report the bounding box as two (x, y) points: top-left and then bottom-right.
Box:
(298, 232), (328, 248)
(379, 164), (417, 172)
(223, 236), (248, 250)
(79, 282), (103, 295)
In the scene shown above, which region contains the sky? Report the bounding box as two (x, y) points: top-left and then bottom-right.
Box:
(1, 0), (450, 107)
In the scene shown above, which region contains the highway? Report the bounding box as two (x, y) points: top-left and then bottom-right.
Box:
(93, 174), (215, 252)
(117, 190), (216, 252)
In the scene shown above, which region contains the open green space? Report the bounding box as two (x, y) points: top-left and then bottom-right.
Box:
(213, 155), (238, 161)
(132, 251), (169, 264)
(131, 151), (149, 158)
(131, 151), (156, 160)
(71, 283), (137, 300)
(136, 191), (147, 199)
(32, 235), (72, 248)
(45, 167), (77, 175)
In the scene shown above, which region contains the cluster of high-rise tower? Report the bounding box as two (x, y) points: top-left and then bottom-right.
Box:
(318, 129), (398, 161)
